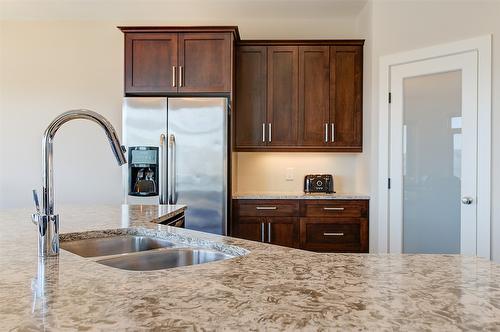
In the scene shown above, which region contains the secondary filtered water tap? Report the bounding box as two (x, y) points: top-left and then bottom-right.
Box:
(32, 110), (127, 257)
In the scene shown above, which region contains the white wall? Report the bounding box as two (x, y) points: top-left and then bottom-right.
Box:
(0, 1), (366, 208)
(365, 0), (500, 262)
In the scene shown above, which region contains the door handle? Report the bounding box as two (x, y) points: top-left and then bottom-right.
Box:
(331, 123), (335, 143)
(256, 206), (277, 210)
(262, 123), (266, 143)
(261, 222), (265, 242)
(268, 123), (272, 142)
(324, 232), (344, 236)
(159, 134), (167, 204)
(461, 197), (473, 205)
(325, 123), (328, 142)
(268, 222), (271, 243)
(172, 66), (176, 87)
(323, 207), (345, 211)
(179, 66), (183, 87)
(168, 134), (176, 204)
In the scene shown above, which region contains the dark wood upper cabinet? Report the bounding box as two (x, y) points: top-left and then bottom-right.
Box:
(298, 46), (330, 147)
(124, 33), (178, 94)
(178, 33), (232, 93)
(267, 46), (299, 147)
(330, 45), (363, 151)
(234, 40), (363, 152)
(235, 46), (267, 147)
(120, 27), (238, 95)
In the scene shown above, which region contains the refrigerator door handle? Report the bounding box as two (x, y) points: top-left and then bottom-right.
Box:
(168, 134), (176, 204)
(159, 134), (167, 204)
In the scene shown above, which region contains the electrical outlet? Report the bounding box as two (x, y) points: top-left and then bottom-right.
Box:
(285, 168), (294, 181)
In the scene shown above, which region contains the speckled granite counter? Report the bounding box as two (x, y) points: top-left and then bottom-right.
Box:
(1, 205), (499, 331)
(233, 192), (370, 200)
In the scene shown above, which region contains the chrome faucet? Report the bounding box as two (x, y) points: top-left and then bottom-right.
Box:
(32, 110), (127, 257)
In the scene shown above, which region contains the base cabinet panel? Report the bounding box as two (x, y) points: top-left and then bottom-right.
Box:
(232, 217), (265, 242)
(232, 199), (369, 252)
(268, 217), (299, 248)
(299, 217), (368, 252)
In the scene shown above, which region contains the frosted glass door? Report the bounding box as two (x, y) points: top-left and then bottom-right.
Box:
(389, 52), (478, 255)
(402, 71), (462, 253)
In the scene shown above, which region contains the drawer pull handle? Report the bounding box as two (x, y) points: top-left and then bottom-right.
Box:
(323, 207), (345, 211)
(256, 206), (277, 210)
(324, 232), (344, 236)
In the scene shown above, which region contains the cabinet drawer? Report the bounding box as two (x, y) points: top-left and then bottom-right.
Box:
(233, 200), (299, 217)
(299, 218), (368, 252)
(300, 200), (368, 218)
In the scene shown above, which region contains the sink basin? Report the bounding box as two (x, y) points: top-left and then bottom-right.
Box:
(60, 235), (176, 257)
(96, 248), (234, 271)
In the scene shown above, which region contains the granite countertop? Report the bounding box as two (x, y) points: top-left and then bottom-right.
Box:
(233, 192), (370, 199)
(1, 205), (499, 330)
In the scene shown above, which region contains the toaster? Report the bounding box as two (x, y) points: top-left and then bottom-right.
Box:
(304, 174), (334, 194)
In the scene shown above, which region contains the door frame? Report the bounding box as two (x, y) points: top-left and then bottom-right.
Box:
(377, 35), (492, 258)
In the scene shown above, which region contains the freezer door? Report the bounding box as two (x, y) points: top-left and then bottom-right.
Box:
(167, 97), (228, 235)
(122, 97), (168, 204)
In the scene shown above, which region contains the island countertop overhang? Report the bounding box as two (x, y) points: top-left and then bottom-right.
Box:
(0, 205), (499, 331)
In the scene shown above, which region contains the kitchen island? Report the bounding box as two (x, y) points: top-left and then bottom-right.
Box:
(1, 205), (499, 330)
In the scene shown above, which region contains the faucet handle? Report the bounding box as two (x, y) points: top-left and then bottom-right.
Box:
(32, 189), (41, 214)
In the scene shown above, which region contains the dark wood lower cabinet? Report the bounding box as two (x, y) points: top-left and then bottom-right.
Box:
(232, 199), (369, 252)
(232, 216), (299, 248)
(268, 217), (299, 248)
(299, 217), (368, 252)
(232, 217), (265, 242)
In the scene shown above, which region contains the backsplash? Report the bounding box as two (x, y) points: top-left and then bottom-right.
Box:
(233, 152), (369, 194)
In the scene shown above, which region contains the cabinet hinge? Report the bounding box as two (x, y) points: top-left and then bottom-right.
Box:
(388, 178), (391, 189)
(388, 92), (392, 104)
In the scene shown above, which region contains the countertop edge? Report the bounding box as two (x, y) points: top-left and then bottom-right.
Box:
(232, 193), (370, 200)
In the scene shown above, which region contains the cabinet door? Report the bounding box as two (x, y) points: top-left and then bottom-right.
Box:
(268, 217), (299, 248)
(235, 46), (267, 148)
(232, 217), (265, 243)
(330, 46), (363, 151)
(267, 46), (299, 146)
(124, 33), (178, 94)
(299, 217), (368, 252)
(178, 33), (232, 93)
(298, 46), (330, 146)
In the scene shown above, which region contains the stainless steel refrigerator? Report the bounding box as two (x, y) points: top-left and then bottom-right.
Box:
(122, 97), (228, 235)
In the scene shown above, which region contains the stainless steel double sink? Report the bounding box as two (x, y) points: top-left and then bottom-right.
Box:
(61, 235), (234, 271)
